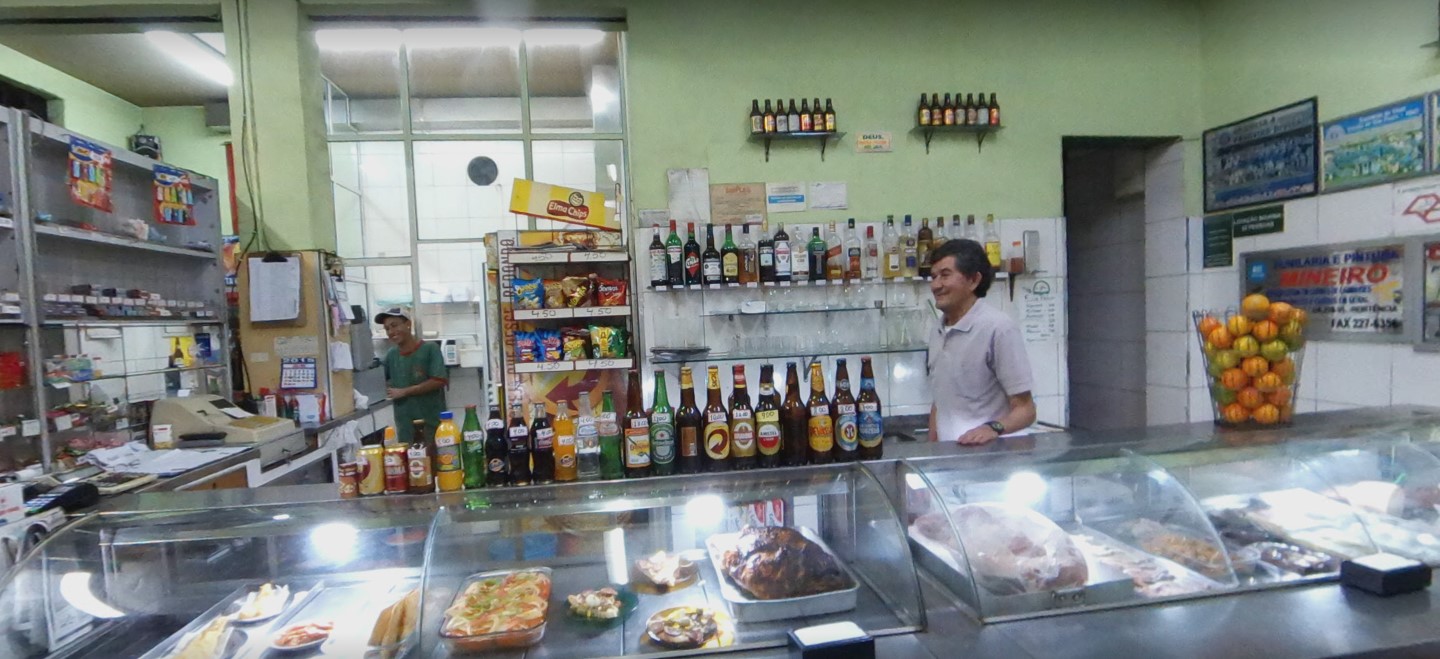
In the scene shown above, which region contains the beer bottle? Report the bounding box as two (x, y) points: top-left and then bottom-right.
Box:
(807, 362), (835, 464)
(832, 360), (859, 462)
(702, 224), (722, 286)
(755, 364), (782, 469)
(977, 93), (991, 126)
(750, 99), (763, 135)
(530, 403), (555, 484)
(702, 366), (731, 471)
(775, 97), (789, 133)
(758, 221), (776, 283)
(721, 224), (739, 285)
(763, 99), (776, 134)
(485, 405), (509, 487)
(648, 224), (667, 289)
(623, 370), (652, 478)
(942, 92), (955, 126)
(799, 98), (813, 132)
(918, 93), (931, 126)
(773, 224), (792, 283)
(507, 403), (531, 486)
(461, 405), (486, 489)
(807, 227), (826, 282)
(857, 357), (884, 460)
(787, 99), (800, 133)
(434, 411), (464, 492)
(918, 218), (934, 278)
(407, 419), (435, 494)
(729, 365), (756, 470)
(665, 220), (685, 287)
(598, 390), (623, 479)
(931, 93), (944, 125)
(650, 370), (676, 476)
(676, 367), (703, 474)
(988, 92), (1000, 126)
(683, 222), (702, 286)
(780, 362), (809, 466)
(813, 97), (825, 133)
(824, 98), (836, 132)
(553, 401), (577, 482)
(966, 93), (979, 125)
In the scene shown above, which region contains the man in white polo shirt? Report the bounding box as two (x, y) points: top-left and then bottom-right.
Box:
(927, 239), (1036, 444)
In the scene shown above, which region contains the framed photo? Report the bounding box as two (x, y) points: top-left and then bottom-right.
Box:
(1204, 98), (1319, 214)
(1321, 96), (1427, 192)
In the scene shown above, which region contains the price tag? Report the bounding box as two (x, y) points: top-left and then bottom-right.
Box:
(0, 292), (19, 302)
(536, 308), (561, 319)
(779, 281), (791, 288)
(708, 284), (721, 290)
(588, 306), (624, 317)
(42, 294), (58, 302)
(746, 282), (758, 288)
(84, 296), (98, 304)
(0, 425), (15, 439)
(571, 251), (624, 263)
(689, 285), (702, 291)
(0, 217), (12, 229)
(727, 282), (740, 288)
(21, 419), (40, 436)
(654, 286), (668, 292)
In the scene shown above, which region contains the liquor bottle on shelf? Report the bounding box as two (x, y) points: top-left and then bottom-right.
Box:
(739, 224), (759, 285)
(665, 220), (685, 287)
(930, 93), (944, 126)
(918, 218), (934, 278)
(763, 99), (777, 134)
(507, 404), (531, 485)
(648, 224), (667, 289)
(775, 98), (790, 133)
(554, 401), (577, 482)
(857, 357), (884, 460)
(966, 93), (979, 125)
(902, 215), (919, 277)
(824, 98), (836, 132)
(934, 216), (948, 249)
(949, 214), (963, 243)
(650, 370), (676, 476)
(750, 99), (764, 135)
(721, 224), (740, 285)
(787, 99), (801, 133)
(530, 403), (555, 484)
(845, 218), (863, 280)
(791, 227), (811, 282)
(984, 213), (1002, 268)
(807, 361), (834, 465)
(863, 225), (880, 280)
(964, 214), (979, 242)
(485, 405), (509, 487)
(434, 411), (464, 492)
(832, 360), (858, 462)
(462, 405), (486, 489)
(812, 97), (824, 133)
(758, 222), (776, 284)
(943, 92), (955, 126)
(918, 93), (931, 126)
(773, 224), (792, 283)
(729, 365), (756, 470)
(807, 227), (827, 283)
(755, 364), (782, 468)
(703, 365), (731, 471)
(677, 366), (702, 474)
(702, 224), (723, 286)
(623, 370), (651, 478)
(683, 222), (702, 286)
(882, 215), (902, 279)
(825, 223), (845, 282)
(408, 419), (435, 494)
(575, 393), (601, 481)
(799, 98), (813, 132)
(597, 391), (622, 479)
(989, 93), (1000, 126)
(978, 94), (991, 126)
(781, 362), (808, 466)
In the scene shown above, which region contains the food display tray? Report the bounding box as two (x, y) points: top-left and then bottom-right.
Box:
(137, 580), (321, 659)
(704, 527), (858, 623)
(439, 567), (551, 654)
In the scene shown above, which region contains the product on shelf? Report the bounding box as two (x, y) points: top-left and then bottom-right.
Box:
(595, 277), (628, 306)
(440, 569), (550, 651)
(635, 550), (696, 589)
(1070, 533), (1211, 598)
(1126, 519), (1230, 580)
(514, 277), (544, 309)
(566, 587), (623, 620)
(646, 606), (724, 649)
(714, 526), (853, 600)
(589, 325), (627, 359)
(560, 275), (591, 307)
(913, 503), (1089, 595)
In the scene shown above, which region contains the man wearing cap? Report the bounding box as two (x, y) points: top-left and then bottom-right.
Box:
(376, 307), (448, 443)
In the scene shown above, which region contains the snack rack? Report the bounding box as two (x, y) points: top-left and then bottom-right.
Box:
(484, 230), (636, 413)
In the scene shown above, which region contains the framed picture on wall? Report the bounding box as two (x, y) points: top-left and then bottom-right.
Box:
(1425, 241), (1440, 346)
(1204, 97), (1319, 214)
(1321, 95), (1428, 193)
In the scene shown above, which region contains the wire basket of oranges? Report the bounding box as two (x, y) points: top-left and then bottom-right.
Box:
(1193, 293), (1307, 427)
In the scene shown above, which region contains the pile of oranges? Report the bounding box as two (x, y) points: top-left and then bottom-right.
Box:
(1195, 293), (1307, 426)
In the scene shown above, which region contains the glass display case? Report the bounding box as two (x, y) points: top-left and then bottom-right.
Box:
(0, 463), (924, 658)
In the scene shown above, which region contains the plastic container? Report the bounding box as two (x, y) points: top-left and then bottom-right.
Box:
(439, 567), (551, 653)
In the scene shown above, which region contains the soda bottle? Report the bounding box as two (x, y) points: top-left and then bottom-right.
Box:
(857, 357), (885, 460)
(623, 370), (652, 478)
(461, 405), (486, 489)
(702, 366), (731, 471)
(597, 390), (623, 479)
(650, 370), (677, 476)
(530, 403), (555, 484)
(831, 360), (859, 462)
(676, 367), (702, 474)
(507, 404), (531, 486)
(406, 420), (435, 494)
(575, 393), (602, 480)
(484, 405), (509, 487)
(553, 401), (578, 482)
(434, 410), (464, 492)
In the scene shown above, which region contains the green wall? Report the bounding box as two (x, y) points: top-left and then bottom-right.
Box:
(625, 0), (1204, 222)
(0, 42), (141, 146)
(141, 106), (232, 233)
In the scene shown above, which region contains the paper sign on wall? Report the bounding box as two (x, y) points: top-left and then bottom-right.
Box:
(153, 164), (195, 225)
(710, 183), (767, 225)
(666, 168), (711, 224)
(509, 178), (614, 230)
(808, 182), (848, 210)
(1020, 279), (1061, 343)
(765, 182), (806, 213)
(68, 136), (113, 212)
(855, 131), (893, 153)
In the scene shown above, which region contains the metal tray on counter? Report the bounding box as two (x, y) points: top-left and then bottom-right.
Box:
(704, 527), (858, 623)
(138, 580), (322, 659)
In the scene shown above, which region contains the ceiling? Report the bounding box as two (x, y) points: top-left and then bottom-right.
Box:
(0, 30), (228, 107)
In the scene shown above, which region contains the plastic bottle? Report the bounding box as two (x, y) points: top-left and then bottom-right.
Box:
(434, 411), (464, 492)
(553, 401), (577, 482)
(575, 394), (601, 481)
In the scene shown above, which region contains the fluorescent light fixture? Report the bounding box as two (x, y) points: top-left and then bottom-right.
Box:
(404, 27), (521, 50)
(60, 572), (125, 619)
(145, 31), (232, 87)
(603, 527), (628, 585)
(309, 522), (359, 564)
(195, 32), (226, 55)
(523, 28), (606, 48)
(314, 28), (402, 52)
(1002, 471), (1048, 507)
(272, 513), (292, 521)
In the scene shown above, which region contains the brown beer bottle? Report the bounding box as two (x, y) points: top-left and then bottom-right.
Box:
(918, 93), (931, 126)
(857, 357), (884, 460)
(676, 367), (702, 474)
(623, 369), (652, 478)
(780, 362), (808, 466)
(806, 362), (834, 464)
(755, 364), (782, 468)
(406, 419), (435, 494)
(729, 365), (756, 470)
(832, 359), (859, 462)
(702, 366), (731, 471)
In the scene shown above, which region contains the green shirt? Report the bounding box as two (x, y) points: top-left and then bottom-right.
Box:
(384, 341), (448, 442)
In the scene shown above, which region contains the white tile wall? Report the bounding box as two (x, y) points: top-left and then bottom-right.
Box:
(1145, 275), (1191, 332)
(1392, 350), (1440, 406)
(1317, 184), (1392, 245)
(1144, 158), (1184, 223)
(1145, 217), (1188, 277)
(1147, 385), (1189, 426)
(1146, 331), (1189, 389)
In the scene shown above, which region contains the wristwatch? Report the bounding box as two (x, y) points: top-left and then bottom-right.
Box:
(986, 421), (1005, 435)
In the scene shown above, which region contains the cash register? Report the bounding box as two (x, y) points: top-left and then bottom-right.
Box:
(151, 395), (297, 445)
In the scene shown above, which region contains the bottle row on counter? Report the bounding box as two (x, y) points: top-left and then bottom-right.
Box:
(342, 358), (885, 497)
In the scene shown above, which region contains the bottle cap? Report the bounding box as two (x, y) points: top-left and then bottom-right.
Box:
(440, 411), (453, 420)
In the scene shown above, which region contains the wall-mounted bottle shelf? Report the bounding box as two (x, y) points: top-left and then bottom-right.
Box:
(915, 124), (1004, 154)
(749, 131), (846, 162)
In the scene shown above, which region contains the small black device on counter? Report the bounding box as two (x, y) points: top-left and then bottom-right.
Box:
(24, 482), (100, 515)
(1341, 553), (1432, 596)
(788, 621), (874, 659)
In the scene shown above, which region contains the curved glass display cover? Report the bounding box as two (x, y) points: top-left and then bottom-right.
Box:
(1294, 438), (1440, 566)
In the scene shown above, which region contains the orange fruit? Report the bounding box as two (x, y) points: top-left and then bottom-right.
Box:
(1226, 314), (1252, 337)
(1254, 372), (1283, 393)
(1252, 320), (1279, 341)
(1242, 293), (1272, 321)
(1211, 385), (1237, 406)
(1261, 339), (1290, 362)
(1220, 368), (1250, 391)
(1208, 326), (1234, 350)
(1252, 403), (1281, 424)
(1291, 308), (1309, 326)
(1268, 302), (1295, 325)
(1222, 402), (1250, 424)
(1197, 315), (1222, 336)
(1237, 386), (1265, 409)
(1270, 358), (1296, 384)
(1266, 387), (1292, 407)
(1213, 349), (1241, 370)
(1241, 356), (1269, 378)
(1234, 335), (1261, 357)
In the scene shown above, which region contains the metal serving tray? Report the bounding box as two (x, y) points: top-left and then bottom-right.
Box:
(704, 527), (858, 623)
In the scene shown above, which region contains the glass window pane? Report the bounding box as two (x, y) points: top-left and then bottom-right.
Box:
(531, 140), (624, 231)
(418, 242), (486, 304)
(524, 30), (622, 134)
(414, 141), (527, 240)
(316, 29), (404, 134)
(331, 142), (411, 258)
(350, 264), (414, 334)
(407, 28), (522, 134)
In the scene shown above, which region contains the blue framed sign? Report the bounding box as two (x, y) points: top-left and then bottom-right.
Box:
(1321, 96), (1428, 192)
(1204, 98), (1319, 213)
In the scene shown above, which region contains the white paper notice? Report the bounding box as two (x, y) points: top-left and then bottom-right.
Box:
(765, 182), (807, 213)
(808, 182), (848, 210)
(666, 168), (711, 223)
(274, 335), (320, 358)
(329, 341), (355, 371)
(248, 256), (302, 322)
(1020, 279), (1061, 343)
(219, 406), (253, 419)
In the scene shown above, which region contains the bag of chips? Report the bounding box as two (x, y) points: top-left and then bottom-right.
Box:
(514, 277), (544, 309)
(539, 329), (563, 362)
(560, 276), (591, 308)
(543, 279), (566, 309)
(515, 331), (538, 362)
(561, 327), (590, 361)
(589, 325), (628, 359)
(595, 277), (628, 306)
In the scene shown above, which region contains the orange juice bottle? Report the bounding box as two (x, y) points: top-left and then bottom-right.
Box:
(553, 401), (578, 482)
(434, 411), (464, 492)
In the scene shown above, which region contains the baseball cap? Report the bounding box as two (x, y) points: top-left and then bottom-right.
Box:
(374, 306), (411, 325)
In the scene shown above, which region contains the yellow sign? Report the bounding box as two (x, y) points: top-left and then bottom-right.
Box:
(509, 179), (615, 230)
